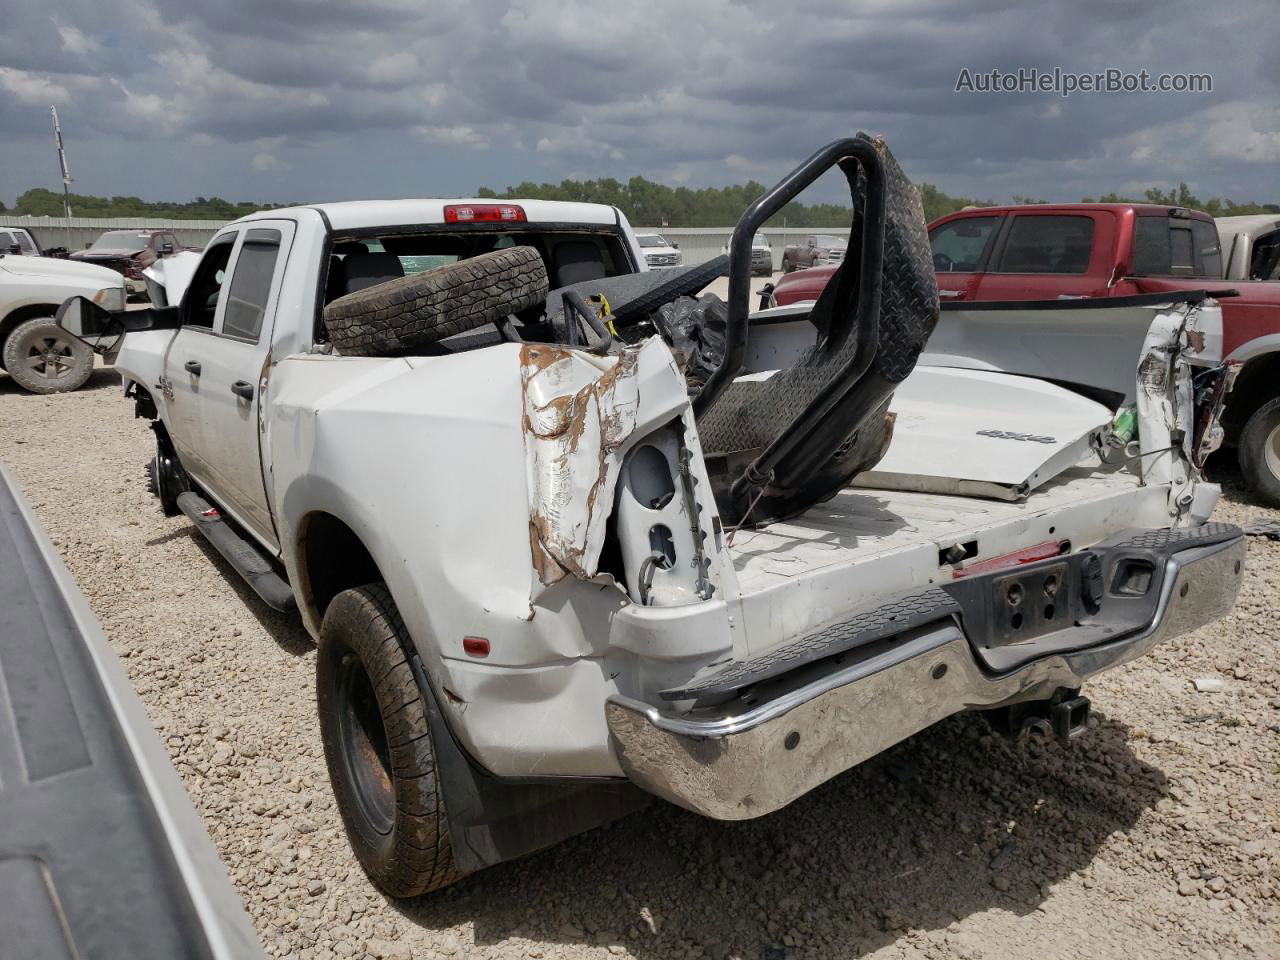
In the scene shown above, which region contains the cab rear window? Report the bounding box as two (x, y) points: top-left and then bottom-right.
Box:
(1133, 216), (1222, 279)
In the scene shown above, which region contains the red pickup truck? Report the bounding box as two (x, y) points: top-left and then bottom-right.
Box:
(768, 203), (1280, 505)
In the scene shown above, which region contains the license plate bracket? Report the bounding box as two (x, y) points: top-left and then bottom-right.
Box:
(989, 560), (1077, 645)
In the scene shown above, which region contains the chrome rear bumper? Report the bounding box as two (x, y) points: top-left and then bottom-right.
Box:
(606, 534), (1244, 820)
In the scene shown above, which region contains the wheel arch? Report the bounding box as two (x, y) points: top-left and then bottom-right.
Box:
(294, 511), (384, 631)
(1224, 352), (1280, 435)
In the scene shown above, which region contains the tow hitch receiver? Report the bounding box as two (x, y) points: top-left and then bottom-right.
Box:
(984, 691), (1091, 743)
(1051, 695), (1091, 741)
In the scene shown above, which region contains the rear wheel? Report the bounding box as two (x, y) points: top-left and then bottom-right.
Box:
(1239, 396), (1280, 507)
(317, 584), (461, 898)
(2, 317), (94, 394)
(146, 431), (190, 517)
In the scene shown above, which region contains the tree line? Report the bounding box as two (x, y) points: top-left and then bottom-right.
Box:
(1, 188), (287, 221)
(4, 179), (1275, 225)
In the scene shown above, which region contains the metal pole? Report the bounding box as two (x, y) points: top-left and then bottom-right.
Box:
(50, 106), (74, 249)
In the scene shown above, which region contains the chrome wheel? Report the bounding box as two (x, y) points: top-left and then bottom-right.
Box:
(23, 333), (78, 382)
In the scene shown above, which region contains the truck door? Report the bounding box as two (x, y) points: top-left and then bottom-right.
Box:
(928, 214), (1001, 301)
(163, 231), (238, 489)
(975, 212), (1112, 300)
(165, 222), (294, 552)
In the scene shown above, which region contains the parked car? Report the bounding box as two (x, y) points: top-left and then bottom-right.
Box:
(0, 252), (125, 392)
(1218, 214), (1280, 281)
(770, 202), (1280, 507)
(0, 463), (263, 959)
(722, 231), (773, 274)
(635, 232), (682, 267)
(70, 229), (190, 295)
(57, 139), (1245, 903)
(781, 233), (846, 272)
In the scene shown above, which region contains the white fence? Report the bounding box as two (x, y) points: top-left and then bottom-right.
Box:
(634, 227), (850, 270)
(0, 216), (228, 251)
(1, 216), (850, 270)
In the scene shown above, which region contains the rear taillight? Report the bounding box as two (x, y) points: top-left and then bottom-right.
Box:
(444, 203), (526, 224)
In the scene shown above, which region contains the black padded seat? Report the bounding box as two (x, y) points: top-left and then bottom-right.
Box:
(341, 252), (405, 295)
(696, 134), (939, 525)
(551, 241), (606, 288)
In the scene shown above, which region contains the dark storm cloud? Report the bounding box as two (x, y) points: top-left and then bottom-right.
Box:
(0, 0), (1276, 205)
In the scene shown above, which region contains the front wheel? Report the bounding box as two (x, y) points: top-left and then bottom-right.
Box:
(2, 317), (94, 394)
(1238, 396), (1280, 507)
(317, 584), (461, 898)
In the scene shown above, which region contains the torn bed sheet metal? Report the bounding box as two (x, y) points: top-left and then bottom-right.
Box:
(852, 366), (1113, 500)
(521, 336), (686, 591)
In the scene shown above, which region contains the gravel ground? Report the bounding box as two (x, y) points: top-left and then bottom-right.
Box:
(2, 364), (1278, 960)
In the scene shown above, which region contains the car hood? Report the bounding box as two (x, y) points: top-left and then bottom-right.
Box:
(0, 254), (123, 286)
(71, 248), (142, 259)
(643, 245), (678, 256)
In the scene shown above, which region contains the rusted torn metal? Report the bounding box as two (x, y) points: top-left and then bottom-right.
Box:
(522, 342), (642, 587)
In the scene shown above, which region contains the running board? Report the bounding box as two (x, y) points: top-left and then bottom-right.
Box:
(177, 492), (295, 612)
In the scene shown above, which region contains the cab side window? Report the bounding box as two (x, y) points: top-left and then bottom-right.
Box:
(929, 216), (998, 272)
(222, 229), (282, 342)
(181, 235), (236, 329)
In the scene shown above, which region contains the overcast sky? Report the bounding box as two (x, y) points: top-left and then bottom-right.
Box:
(1, 0), (1276, 211)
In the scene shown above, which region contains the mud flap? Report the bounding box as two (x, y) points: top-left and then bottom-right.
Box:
(407, 651), (648, 875)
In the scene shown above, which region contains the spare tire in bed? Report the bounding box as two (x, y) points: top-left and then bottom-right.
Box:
(322, 246), (549, 356)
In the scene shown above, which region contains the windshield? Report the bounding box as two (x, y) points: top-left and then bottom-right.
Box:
(755, 233), (770, 247)
(637, 234), (667, 248)
(91, 231), (150, 251)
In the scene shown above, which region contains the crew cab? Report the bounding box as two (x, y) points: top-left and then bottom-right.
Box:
(781, 233), (846, 272)
(56, 140), (1247, 901)
(771, 203), (1280, 506)
(70, 229), (192, 295)
(0, 252), (125, 393)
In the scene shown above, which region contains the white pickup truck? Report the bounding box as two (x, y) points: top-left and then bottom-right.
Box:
(57, 135), (1247, 900)
(1, 252), (126, 393)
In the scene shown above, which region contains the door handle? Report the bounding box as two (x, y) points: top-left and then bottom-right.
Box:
(184, 360), (202, 375)
(938, 289), (965, 299)
(230, 380), (255, 400)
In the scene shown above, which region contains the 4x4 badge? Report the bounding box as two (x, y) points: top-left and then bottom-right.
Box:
(977, 429), (1056, 444)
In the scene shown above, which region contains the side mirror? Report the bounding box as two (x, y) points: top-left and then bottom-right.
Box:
(57, 296), (126, 357)
(756, 282), (776, 312)
(672, 241), (679, 249)
(7, 244), (19, 255)
(57, 296), (182, 357)
(159, 242), (175, 254)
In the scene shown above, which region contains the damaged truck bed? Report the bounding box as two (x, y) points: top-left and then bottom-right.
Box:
(59, 134), (1247, 898)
